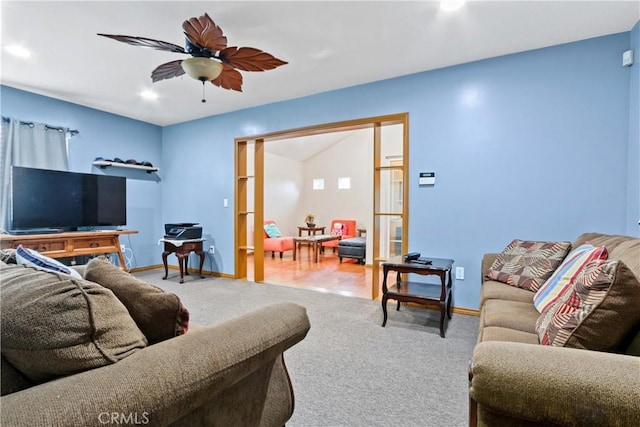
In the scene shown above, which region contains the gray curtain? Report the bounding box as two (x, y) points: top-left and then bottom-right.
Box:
(0, 118), (69, 231)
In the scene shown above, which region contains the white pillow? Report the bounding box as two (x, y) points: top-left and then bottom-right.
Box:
(15, 245), (82, 279)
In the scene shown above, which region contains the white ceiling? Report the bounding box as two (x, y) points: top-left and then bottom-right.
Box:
(266, 130), (360, 162)
(1, 1), (638, 128)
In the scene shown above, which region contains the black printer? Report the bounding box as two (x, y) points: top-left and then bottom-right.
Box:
(164, 223), (202, 240)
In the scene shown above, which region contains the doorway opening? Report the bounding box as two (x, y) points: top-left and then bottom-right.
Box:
(234, 113), (409, 299)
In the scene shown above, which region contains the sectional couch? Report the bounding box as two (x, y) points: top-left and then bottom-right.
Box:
(469, 232), (640, 426)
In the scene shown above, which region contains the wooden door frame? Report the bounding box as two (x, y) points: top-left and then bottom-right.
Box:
(234, 113), (409, 299)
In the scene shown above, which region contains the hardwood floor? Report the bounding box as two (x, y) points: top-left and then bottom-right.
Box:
(247, 248), (376, 299)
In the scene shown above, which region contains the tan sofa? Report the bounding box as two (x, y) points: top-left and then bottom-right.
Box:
(1, 258), (310, 427)
(469, 232), (640, 427)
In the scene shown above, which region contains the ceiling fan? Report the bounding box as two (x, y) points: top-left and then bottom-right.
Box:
(98, 13), (287, 102)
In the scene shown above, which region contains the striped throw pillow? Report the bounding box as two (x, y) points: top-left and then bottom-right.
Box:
(535, 259), (640, 351)
(15, 245), (82, 279)
(533, 243), (608, 313)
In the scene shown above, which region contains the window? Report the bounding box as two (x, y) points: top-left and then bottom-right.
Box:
(313, 178), (324, 190)
(338, 177), (351, 189)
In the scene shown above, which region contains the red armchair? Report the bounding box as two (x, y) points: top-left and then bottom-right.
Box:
(263, 220), (294, 258)
(322, 219), (357, 252)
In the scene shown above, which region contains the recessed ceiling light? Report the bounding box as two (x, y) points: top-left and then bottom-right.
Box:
(440, 0), (466, 12)
(5, 45), (31, 58)
(140, 90), (158, 100)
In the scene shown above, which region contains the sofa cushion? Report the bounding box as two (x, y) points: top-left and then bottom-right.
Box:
(486, 240), (571, 292)
(535, 259), (640, 351)
(263, 223), (282, 238)
(15, 244), (82, 279)
(572, 233), (635, 253)
(84, 257), (189, 344)
(482, 299), (540, 334)
(609, 239), (640, 278)
(0, 263), (147, 382)
(263, 236), (294, 253)
(480, 326), (540, 344)
(480, 280), (534, 306)
(533, 243), (608, 313)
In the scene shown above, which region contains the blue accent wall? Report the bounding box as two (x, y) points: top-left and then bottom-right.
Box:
(2, 28), (636, 309)
(163, 32), (633, 308)
(0, 86), (163, 267)
(628, 21), (640, 236)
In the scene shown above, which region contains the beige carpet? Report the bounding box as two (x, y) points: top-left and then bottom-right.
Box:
(137, 269), (479, 427)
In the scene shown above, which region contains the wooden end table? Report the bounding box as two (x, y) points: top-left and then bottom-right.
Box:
(381, 256), (454, 338)
(161, 238), (205, 284)
(297, 225), (326, 236)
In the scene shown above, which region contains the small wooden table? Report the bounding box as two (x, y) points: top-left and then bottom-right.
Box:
(161, 238), (205, 283)
(297, 225), (326, 236)
(293, 234), (341, 262)
(381, 256), (454, 338)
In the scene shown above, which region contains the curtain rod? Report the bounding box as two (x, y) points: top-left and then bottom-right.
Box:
(2, 116), (79, 136)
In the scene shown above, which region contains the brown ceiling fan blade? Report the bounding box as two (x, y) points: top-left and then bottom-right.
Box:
(97, 34), (186, 53)
(210, 65), (243, 92)
(219, 47), (287, 72)
(182, 13), (227, 52)
(151, 60), (185, 83)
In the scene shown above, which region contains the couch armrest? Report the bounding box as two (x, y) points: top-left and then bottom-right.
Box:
(481, 253), (499, 282)
(1, 302), (311, 427)
(469, 341), (640, 426)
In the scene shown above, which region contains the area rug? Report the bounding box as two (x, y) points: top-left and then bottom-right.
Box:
(136, 269), (479, 427)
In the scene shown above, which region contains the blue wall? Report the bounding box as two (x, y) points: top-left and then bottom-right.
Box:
(163, 32), (633, 308)
(2, 29), (636, 309)
(0, 86), (163, 268)
(628, 21), (640, 236)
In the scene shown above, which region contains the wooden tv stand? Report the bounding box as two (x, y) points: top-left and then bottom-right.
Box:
(0, 230), (138, 270)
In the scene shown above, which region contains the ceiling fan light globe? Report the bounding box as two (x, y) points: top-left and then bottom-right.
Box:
(181, 57), (223, 81)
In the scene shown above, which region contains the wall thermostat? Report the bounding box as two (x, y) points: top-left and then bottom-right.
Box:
(419, 172), (436, 185)
(623, 49), (634, 67)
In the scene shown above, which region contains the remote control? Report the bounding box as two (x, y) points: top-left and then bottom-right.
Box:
(404, 252), (420, 261)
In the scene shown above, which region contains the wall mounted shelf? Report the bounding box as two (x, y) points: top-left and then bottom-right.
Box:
(93, 161), (158, 173)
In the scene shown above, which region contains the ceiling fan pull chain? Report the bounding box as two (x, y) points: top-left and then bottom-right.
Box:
(201, 80), (206, 103)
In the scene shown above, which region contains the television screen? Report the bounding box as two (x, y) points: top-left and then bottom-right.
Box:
(11, 166), (127, 231)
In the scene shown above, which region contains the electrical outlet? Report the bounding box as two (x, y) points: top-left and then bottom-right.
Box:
(120, 244), (126, 252)
(455, 266), (464, 280)
(209, 245), (215, 254)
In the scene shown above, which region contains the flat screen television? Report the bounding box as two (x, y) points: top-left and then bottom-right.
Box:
(11, 166), (127, 232)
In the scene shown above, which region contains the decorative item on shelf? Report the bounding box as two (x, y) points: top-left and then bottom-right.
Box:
(92, 157), (158, 173)
(305, 214), (315, 228)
